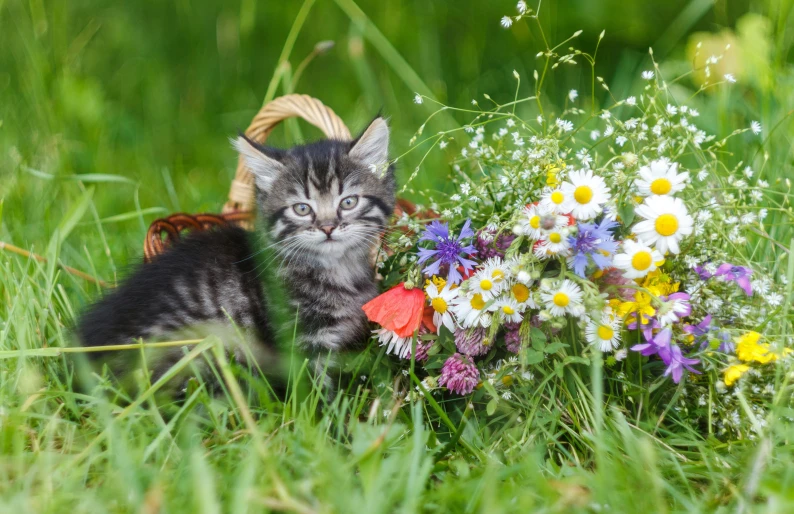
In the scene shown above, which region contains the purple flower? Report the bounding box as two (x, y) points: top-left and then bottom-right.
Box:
(694, 265), (713, 280)
(714, 263), (753, 296)
(417, 220), (478, 284)
(664, 345), (701, 383)
(631, 326), (672, 359)
(438, 353), (480, 395)
(454, 326), (490, 356)
(628, 316), (661, 343)
(567, 218), (619, 278)
(683, 315), (711, 347)
(475, 228), (516, 260)
(716, 331), (734, 353)
(410, 339), (434, 362)
(631, 328), (700, 383)
(503, 321), (522, 353)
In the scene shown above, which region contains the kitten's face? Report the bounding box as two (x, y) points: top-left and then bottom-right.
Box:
(234, 117), (395, 259)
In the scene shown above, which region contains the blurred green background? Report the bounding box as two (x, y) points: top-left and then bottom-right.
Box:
(0, 0), (791, 294)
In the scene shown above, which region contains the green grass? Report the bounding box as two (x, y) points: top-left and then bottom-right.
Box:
(2, 0), (794, 512)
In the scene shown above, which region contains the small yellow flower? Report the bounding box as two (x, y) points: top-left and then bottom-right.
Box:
(736, 331), (777, 364)
(617, 291), (656, 326)
(640, 270), (679, 296)
(545, 163), (561, 187)
(723, 364), (750, 387)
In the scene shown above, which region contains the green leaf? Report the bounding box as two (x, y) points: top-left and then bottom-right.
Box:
(618, 202), (635, 225)
(481, 378), (499, 399)
(531, 327), (546, 351)
(53, 186), (94, 246)
(92, 207), (168, 224)
(563, 356), (590, 366)
(524, 349), (545, 364)
(543, 342), (568, 354)
(65, 173), (138, 185)
(486, 398), (498, 416)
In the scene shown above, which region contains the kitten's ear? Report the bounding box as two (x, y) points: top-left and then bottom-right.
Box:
(232, 136), (285, 191)
(349, 116), (390, 174)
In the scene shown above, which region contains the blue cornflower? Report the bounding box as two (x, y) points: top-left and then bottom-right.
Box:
(417, 219), (477, 284)
(567, 218), (619, 278)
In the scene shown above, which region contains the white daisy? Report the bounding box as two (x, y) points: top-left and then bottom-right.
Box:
(425, 282), (459, 333)
(533, 229), (572, 259)
(468, 267), (504, 300)
(540, 280), (584, 317)
(451, 293), (492, 328)
(492, 297), (523, 323)
(540, 187), (569, 214)
(585, 314), (622, 352)
(613, 239), (664, 279)
(635, 159), (689, 197)
(508, 280), (537, 309)
(559, 169), (610, 220)
(374, 329), (411, 359)
(518, 203), (568, 240)
(482, 257), (511, 283)
(633, 195), (694, 254)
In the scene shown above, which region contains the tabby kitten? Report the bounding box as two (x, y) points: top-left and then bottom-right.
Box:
(77, 117), (395, 388)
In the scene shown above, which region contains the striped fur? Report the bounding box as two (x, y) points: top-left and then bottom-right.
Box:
(77, 117), (395, 389)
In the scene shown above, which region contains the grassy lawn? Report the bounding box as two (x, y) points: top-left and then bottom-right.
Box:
(2, 0), (794, 512)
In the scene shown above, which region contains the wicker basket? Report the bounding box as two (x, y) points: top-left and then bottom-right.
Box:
(143, 94), (353, 263)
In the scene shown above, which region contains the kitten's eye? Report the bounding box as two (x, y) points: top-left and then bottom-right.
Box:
(292, 203), (312, 216)
(340, 195), (359, 210)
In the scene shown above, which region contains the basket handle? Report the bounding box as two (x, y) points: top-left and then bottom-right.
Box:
(223, 94), (352, 214)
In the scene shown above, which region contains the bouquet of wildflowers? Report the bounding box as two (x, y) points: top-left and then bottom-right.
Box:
(362, 5), (793, 439)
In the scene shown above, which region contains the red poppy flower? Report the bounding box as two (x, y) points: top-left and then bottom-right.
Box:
(422, 305), (437, 333)
(362, 283), (425, 337)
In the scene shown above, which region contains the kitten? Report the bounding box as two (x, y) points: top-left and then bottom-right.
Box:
(77, 117), (395, 392)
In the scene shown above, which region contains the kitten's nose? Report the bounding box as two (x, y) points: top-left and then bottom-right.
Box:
(319, 224), (336, 237)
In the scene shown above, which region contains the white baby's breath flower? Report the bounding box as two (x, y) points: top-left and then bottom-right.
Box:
(666, 104), (678, 116)
(641, 70), (655, 80)
(724, 73), (736, 83)
(517, 1), (527, 13)
(626, 96), (637, 106)
(568, 89), (578, 102)
(413, 93), (423, 104)
(500, 16), (513, 28)
(615, 135), (627, 147)
(506, 118), (515, 127)
(439, 140), (448, 149)
(590, 130), (600, 141)
(555, 118), (574, 132)
(751, 121), (762, 135)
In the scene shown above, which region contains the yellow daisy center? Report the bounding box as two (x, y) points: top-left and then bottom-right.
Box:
(491, 269), (505, 281)
(655, 214), (679, 236)
(650, 178), (672, 195)
(470, 293), (486, 310)
(550, 191), (564, 204)
(553, 292), (569, 307)
(574, 185), (593, 204)
(431, 297), (448, 314)
(502, 305), (516, 315)
(631, 251), (653, 271)
(549, 232), (562, 244)
(529, 215), (541, 229)
(479, 278), (493, 291)
(597, 325), (614, 340)
(512, 284), (530, 303)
